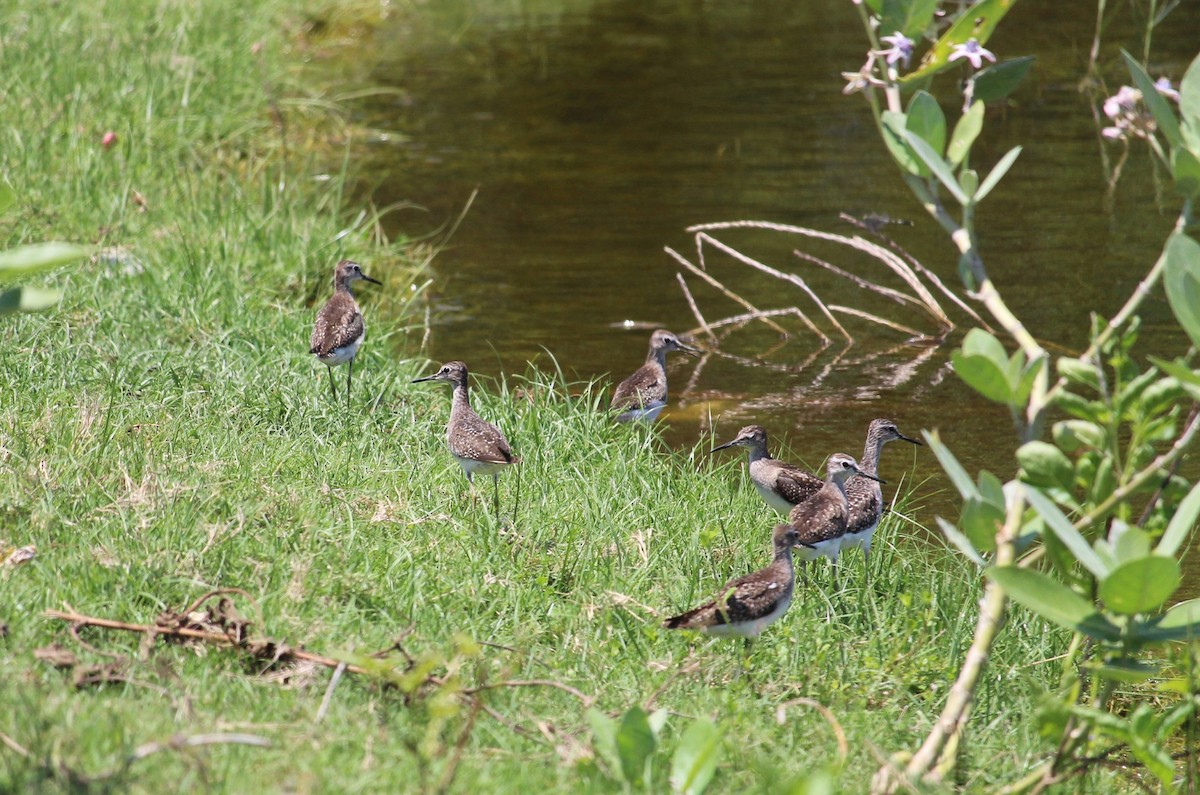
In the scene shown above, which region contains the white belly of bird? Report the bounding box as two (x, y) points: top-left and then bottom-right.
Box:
(454, 454), (508, 478)
(316, 333), (363, 366)
(841, 520), (879, 553)
(703, 591), (793, 639)
(794, 536), (842, 563)
(753, 482), (795, 514)
(615, 401), (666, 423)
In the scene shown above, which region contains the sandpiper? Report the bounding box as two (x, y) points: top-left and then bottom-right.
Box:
(710, 425), (824, 513)
(840, 419), (922, 566)
(663, 523), (808, 644)
(789, 453), (882, 587)
(413, 361), (519, 511)
(310, 259), (381, 406)
(610, 329), (700, 422)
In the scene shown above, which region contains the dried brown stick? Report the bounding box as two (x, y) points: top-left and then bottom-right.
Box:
(675, 272), (716, 341)
(664, 246), (792, 337)
(44, 609), (372, 676)
(840, 213), (989, 332)
(694, 232), (851, 341)
(690, 220), (949, 327)
(793, 249), (925, 310)
(828, 305), (927, 338)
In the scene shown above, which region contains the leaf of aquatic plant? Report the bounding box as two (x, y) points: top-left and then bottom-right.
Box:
(901, 0), (1018, 83)
(1052, 420), (1105, 453)
(863, 0), (882, 14)
(1017, 442), (1074, 492)
(937, 517), (987, 566)
(616, 706), (658, 787)
(906, 91), (946, 156)
(1157, 479), (1200, 558)
(881, 0), (939, 39)
(974, 146), (1022, 202)
(0, 286), (64, 315)
(947, 101), (985, 167)
(1147, 355), (1200, 402)
(1178, 51), (1200, 153)
(903, 130), (971, 205)
(670, 718), (721, 795)
(1056, 356), (1100, 390)
(881, 111), (925, 176)
(1162, 232), (1200, 350)
(647, 708), (669, 738)
(978, 470), (1006, 508)
(923, 430), (979, 499)
(987, 565), (1121, 641)
(587, 708), (622, 781)
(1021, 485), (1108, 578)
(952, 350), (1012, 403)
(1110, 523), (1152, 565)
(960, 497), (1002, 554)
(1100, 557), (1180, 615)
(1172, 147), (1200, 200)
(961, 327), (1007, 362)
(1121, 50), (1182, 150)
(0, 242), (88, 281)
(1013, 351), (1044, 405)
(0, 180), (15, 216)
(1130, 598), (1200, 643)
(972, 56), (1035, 103)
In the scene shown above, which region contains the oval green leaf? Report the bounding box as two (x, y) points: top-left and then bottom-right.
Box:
(947, 101), (985, 167)
(906, 91), (947, 157)
(1100, 557), (1181, 615)
(972, 56), (1036, 103)
(1017, 441), (1075, 492)
(670, 718), (721, 795)
(0, 242), (88, 280)
(952, 351), (1013, 404)
(988, 565), (1121, 641)
(1163, 232), (1200, 350)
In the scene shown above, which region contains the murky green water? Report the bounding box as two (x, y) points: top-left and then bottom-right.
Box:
(342, 1), (1199, 567)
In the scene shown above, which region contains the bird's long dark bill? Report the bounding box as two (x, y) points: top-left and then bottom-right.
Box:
(899, 433), (923, 446)
(709, 439), (738, 454)
(362, 275), (383, 285)
(859, 471), (886, 484)
(681, 345), (703, 357)
(411, 374), (439, 383)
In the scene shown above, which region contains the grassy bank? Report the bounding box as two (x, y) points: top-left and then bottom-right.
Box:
(0, 2), (1085, 793)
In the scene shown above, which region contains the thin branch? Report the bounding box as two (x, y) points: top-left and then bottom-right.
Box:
(664, 246), (793, 337)
(675, 272), (716, 342)
(315, 661), (347, 725)
(828, 305), (927, 338)
(793, 248), (928, 311)
(695, 232), (853, 341)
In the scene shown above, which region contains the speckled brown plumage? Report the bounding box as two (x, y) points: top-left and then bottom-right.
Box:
(610, 329), (700, 421)
(841, 419), (921, 561)
(310, 259), (381, 405)
(663, 524), (807, 639)
(710, 425), (824, 512)
(413, 362), (519, 506)
(787, 453), (880, 580)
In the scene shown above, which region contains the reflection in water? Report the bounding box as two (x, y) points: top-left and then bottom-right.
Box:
(348, 0), (1200, 585)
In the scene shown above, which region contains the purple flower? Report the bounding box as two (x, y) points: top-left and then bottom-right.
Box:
(1154, 77), (1180, 102)
(879, 32), (914, 68)
(948, 38), (996, 70)
(1103, 85), (1141, 118)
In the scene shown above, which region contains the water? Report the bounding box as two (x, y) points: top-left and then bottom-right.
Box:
(341, 1), (1199, 565)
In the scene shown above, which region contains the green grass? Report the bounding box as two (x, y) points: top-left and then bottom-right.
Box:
(0, 2), (1121, 793)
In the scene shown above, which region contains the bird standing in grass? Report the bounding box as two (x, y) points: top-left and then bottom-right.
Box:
(663, 523), (808, 646)
(610, 329), (700, 422)
(840, 419), (922, 569)
(310, 259), (381, 406)
(710, 424), (824, 513)
(413, 361), (519, 512)
(789, 453), (881, 588)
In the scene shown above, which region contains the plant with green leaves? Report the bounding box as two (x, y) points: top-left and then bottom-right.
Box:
(0, 181), (87, 315)
(585, 706), (721, 794)
(845, 1), (1200, 792)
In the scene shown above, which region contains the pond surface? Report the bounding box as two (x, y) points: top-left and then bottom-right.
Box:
(342, 1), (1199, 566)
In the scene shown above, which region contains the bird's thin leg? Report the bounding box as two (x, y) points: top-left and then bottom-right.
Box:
(346, 357), (354, 408)
(326, 366), (338, 402)
(492, 473), (500, 516)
